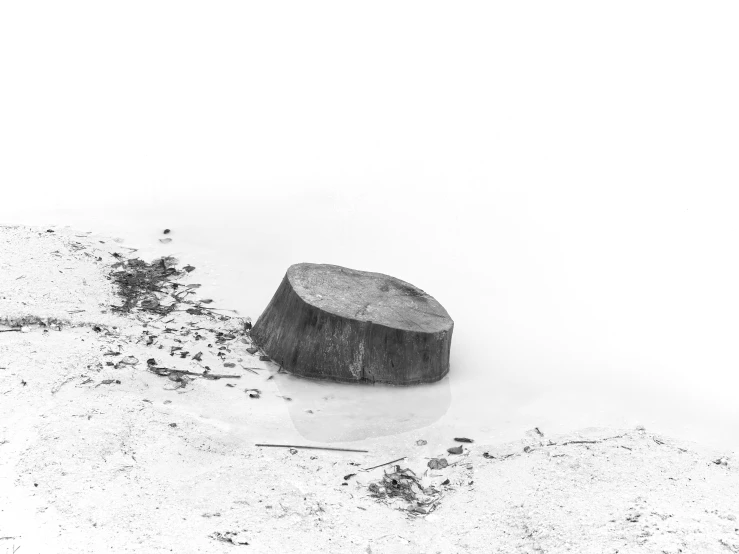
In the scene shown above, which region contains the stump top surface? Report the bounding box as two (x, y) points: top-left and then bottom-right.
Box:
(287, 263), (453, 333)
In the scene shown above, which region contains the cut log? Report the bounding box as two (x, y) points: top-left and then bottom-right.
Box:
(250, 263), (454, 385)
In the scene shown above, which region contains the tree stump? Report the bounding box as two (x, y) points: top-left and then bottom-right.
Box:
(250, 263), (454, 385)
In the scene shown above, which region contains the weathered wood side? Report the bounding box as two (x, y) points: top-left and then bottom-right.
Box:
(251, 268), (453, 385)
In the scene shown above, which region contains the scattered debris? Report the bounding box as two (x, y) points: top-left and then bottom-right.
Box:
(169, 423), (177, 428)
(110, 256), (183, 314)
(259, 355), (271, 361)
(416, 440), (427, 446)
(201, 512), (220, 518)
(289, 448), (298, 455)
(368, 465), (441, 515)
(210, 531), (249, 546)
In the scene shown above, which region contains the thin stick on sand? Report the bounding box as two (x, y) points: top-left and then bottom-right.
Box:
(255, 444), (369, 453)
(360, 457), (407, 472)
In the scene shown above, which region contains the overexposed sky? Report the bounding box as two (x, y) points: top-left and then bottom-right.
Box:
(2, 2), (737, 203)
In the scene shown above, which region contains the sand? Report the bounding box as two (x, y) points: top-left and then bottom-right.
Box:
(1, 224), (738, 554)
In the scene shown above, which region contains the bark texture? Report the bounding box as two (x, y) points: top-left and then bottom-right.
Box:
(250, 263), (454, 385)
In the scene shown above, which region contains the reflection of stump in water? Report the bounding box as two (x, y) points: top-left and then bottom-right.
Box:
(251, 263), (454, 385)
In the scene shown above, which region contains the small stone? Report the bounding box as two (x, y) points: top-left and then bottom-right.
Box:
(20, 326), (30, 333)
(427, 458), (448, 470)
(416, 439), (427, 446)
(447, 445), (463, 455)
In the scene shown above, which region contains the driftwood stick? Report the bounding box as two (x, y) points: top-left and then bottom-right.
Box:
(361, 456), (407, 472)
(255, 444), (369, 453)
(149, 367), (241, 379)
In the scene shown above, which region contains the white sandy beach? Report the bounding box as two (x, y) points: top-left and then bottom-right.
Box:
(1, 224), (738, 554)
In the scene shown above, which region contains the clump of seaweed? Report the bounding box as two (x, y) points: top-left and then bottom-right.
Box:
(368, 465), (442, 515)
(110, 256), (183, 315)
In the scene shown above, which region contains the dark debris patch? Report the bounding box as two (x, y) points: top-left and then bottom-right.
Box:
(110, 256), (183, 314)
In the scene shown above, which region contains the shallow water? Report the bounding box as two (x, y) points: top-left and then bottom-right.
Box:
(2, 2), (738, 450)
(4, 185), (739, 450)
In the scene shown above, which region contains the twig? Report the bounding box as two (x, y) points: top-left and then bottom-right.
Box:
(361, 456), (407, 472)
(240, 366), (259, 375)
(255, 444), (368, 453)
(0, 329), (21, 333)
(559, 440), (598, 445)
(148, 367), (241, 379)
